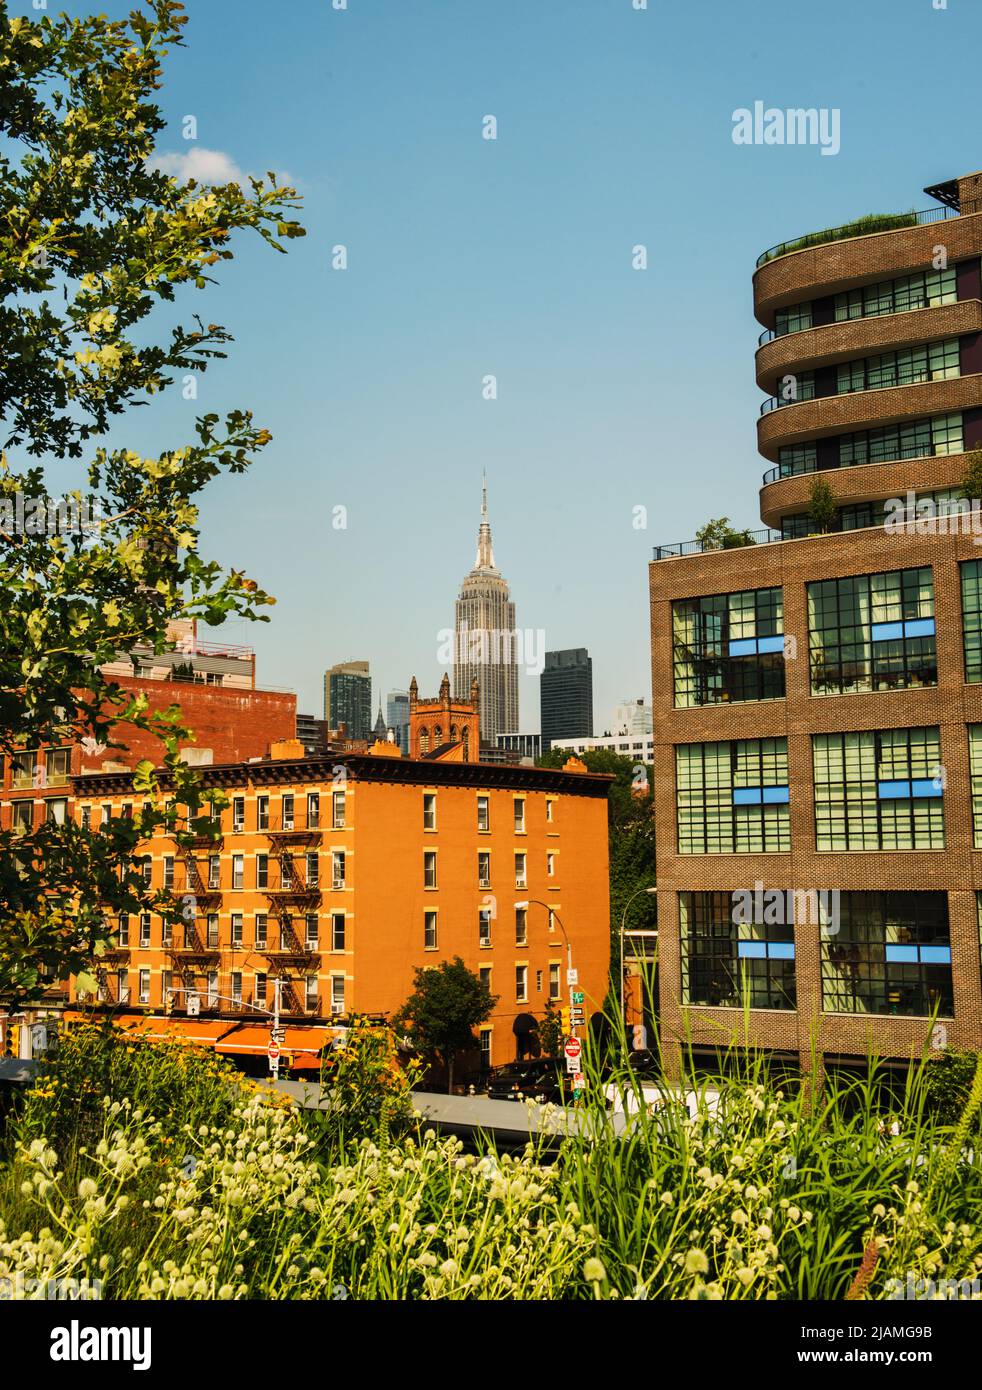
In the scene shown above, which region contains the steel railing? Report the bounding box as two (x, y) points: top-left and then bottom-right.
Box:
(756, 205), (956, 268)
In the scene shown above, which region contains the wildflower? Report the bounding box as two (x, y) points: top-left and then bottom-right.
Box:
(735, 1267), (754, 1287)
(684, 1248), (709, 1276)
(78, 1178), (98, 1200)
(731, 1209), (747, 1227)
(583, 1257), (607, 1283)
(660, 1191), (673, 1206)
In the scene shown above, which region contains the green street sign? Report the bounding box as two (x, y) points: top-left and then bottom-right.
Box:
(572, 991), (584, 1004)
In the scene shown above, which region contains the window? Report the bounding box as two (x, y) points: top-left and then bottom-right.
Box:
(673, 588), (785, 707)
(231, 972), (243, 1006)
(162, 970), (173, 1004)
(546, 799), (554, 823)
(331, 976), (345, 1015)
(255, 973), (267, 1006)
(479, 967), (492, 991)
(101, 804), (111, 828)
(680, 891), (796, 1010)
(535, 969), (542, 993)
(117, 914), (130, 947)
(306, 851), (319, 886)
(423, 793), (437, 830)
(961, 560), (982, 683)
(549, 962), (561, 1000)
(836, 338), (959, 394)
(256, 853), (268, 888)
(515, 852), (527, 888)
(306, 976), (319, 1012)
(423, 851), (437, 889)
(232, 854), (244, 890)
(307, 792), (320, 829)
(547, 852), (556, 877)
(257, 795), (269, 830)
(834, 265), (956, 323)
(255, 913), (268, 947)
(11, 801), (32, 836)
(332, 912), (346, 951)
(332, 851), (346, 889)
(515, 907), (527, 946)
(774, 301), (813, 336)
(676, 739), (790, 854)
(824, 892), (951, 1017)
(11, 752), (34, 789)
(838, 413), (962, 468)
(47, 798), (68, 826)
(232, 796), (245, 832)
(477, 796), (490, 831)
(231, 913), (243, 947)
(80, 805), (92, 831)
(516, 965), (528, 1002)
(206, 914), (219, 948)
(138, 969), (150, 1005)
(479, 907), (492, 947)
(478, 851), (491, 888)
(777, 442), (817, 478)
(966, 726), (982, 846)
(332, 791), (345, 828)
(479, 1028), (492, 1070)
(139, 913), (151, 947)
(208, 855), (220, 890)
(514, 799), (526, 833)
(813, 728), (944, 851)
(163, 856), (174, 890)
(134, 854), (151, 886)
(305, 914), (319, 949)
(206, 972), (218, 1008)
(282, 794), (294, 831)
(808, 568), (936, 695)
(424, 910), (437, 949)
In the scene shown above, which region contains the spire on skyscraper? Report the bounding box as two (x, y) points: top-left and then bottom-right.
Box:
(475, 470), (496, 571)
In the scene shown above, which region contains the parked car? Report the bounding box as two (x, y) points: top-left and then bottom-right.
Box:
(487, 1058), (565, 1103)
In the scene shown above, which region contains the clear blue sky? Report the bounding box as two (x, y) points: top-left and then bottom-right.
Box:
(47, 0), (982, 731)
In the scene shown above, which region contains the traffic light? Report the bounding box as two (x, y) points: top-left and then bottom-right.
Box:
(560, 1008), (572, 1034)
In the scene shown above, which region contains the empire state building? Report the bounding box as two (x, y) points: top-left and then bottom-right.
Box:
(453, 478), (519, 741)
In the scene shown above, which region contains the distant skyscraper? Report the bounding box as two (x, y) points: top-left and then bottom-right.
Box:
(540, 648), (593, 753)
(453, 475), (519, 742)
(387, 689), (410, 755)
(323, 660), (371, 741)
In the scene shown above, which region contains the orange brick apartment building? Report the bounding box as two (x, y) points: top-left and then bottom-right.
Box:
(68, 742), (612, 1073)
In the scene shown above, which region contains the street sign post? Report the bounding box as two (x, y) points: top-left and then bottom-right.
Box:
(267, 1040), (281, 1073)
(564, 1035), (582, 1063)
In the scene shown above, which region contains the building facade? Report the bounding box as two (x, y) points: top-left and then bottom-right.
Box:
(650, 169), (982, 1076)
(550, 731), (655, 764)
(386, 690), (411, 755)
(453, 479), (520, 741)
(323, 660), (371, 741)
(68, 744), (612, 1073)
(540, 648), (593, 753)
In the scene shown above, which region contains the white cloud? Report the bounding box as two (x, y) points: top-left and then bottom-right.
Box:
(147, 147), (247, 185)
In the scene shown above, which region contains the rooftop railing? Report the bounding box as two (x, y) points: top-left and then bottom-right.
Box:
(755, 206), (956, 269)
(652, 528), (782, 560)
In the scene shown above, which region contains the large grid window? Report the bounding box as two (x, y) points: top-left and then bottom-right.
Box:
(677, 738), (790, 854)
(673, 588), (784, 707)
(679, 891), (796, 1009)
(960, 560), (982, 684)
(967, 726), (982, 847)
(836, 338), (960, 394)
(808, 568), (936, 695)
(834, 266), (957, 322)
(777, 442), (817, 477)
(838, 413), (963, 467)
(823, 892), (952, 1017)
(774, 302), (813, 336)
(813, 729), (944, 850)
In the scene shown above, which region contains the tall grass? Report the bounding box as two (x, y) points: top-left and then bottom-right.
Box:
(0, 1021), (980, 1299)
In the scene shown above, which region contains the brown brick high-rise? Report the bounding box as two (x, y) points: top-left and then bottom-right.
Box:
(650, 171), (982, 1077)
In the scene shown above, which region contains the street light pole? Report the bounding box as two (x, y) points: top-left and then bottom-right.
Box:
(514, 897), (576, 1035)
(619, 886), (657, 1046)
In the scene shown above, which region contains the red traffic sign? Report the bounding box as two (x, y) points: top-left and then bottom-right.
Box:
(267, 1041), (281, 1062)
(563, 1036), (582, 1062)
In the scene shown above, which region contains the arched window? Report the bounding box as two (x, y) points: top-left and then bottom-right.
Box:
(450, 724), (458, 741)
(419, 727), (429, 754)
(433, 725), (442, 743)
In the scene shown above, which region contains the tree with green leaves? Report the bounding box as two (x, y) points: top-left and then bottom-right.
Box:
(807, 476), (837, 534)
(392, 957), (497, 1094)
(539, 997), (563, 1059)
(960, 449), (982, 501)
(694, 517), (756, 551)
(0, 0), (304, 1004)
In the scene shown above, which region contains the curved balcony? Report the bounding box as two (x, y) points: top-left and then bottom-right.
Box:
(758, 450), (972, 529)
(756, 206), (953, 270)
(754, 209), (982, 326)
(754, 300), (982, 391)
(757, 374), (982, 461)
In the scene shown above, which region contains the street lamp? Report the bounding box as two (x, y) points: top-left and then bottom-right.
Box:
(514, 898), (575, 1033)
(619, 886), (657, 1042)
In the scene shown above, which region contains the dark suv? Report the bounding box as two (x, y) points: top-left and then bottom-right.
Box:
(487, 1058), (565, 1103)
